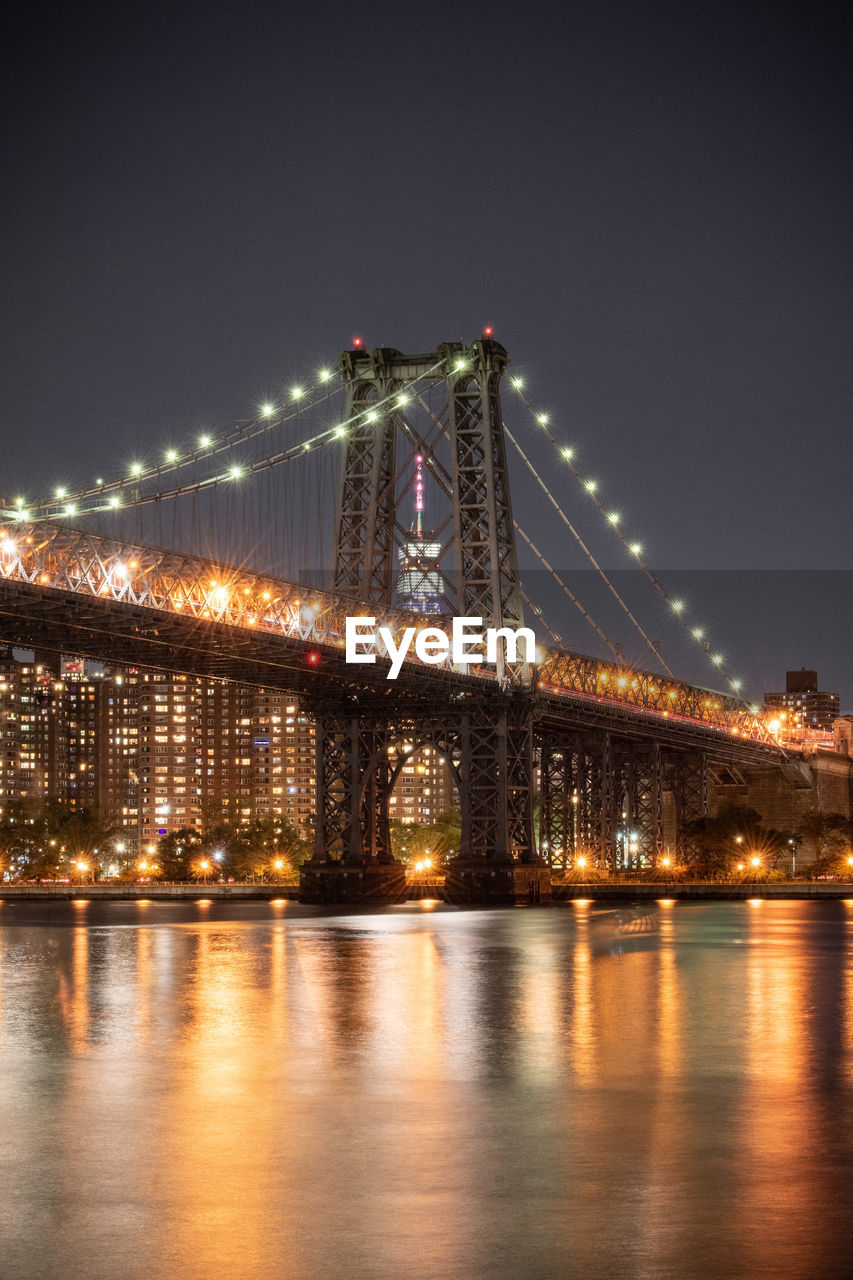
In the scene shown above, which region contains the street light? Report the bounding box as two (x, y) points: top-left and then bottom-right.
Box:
(199, 858), (210, 884)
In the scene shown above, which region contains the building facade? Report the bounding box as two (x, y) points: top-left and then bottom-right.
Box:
(764, 669), (841, 735)
(2, 649), (454, 854)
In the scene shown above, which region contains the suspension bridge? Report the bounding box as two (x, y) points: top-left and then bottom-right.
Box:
(0, 336), (787, 903)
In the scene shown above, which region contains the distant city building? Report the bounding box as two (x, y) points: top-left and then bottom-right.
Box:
(387, 741), (457, 827)
(764, 669), (840, 734)
(1, 647), (454, 850)
(396, 454), (444, 615)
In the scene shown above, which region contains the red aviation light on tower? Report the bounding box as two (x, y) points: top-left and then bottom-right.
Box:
(306, 651), (320, 666)
(482, 325), (494, 338)
(352, 335), (363, 348)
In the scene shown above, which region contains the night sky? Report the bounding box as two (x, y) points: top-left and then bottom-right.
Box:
(2, 2), (851, 706)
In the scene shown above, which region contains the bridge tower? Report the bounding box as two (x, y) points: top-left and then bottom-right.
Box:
(332, 339), (524, 649)
(300, 339), (548, 905)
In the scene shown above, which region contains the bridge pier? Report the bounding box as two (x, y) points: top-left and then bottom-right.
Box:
(299, 858), (408, 905)
(443, 859), (551, 905)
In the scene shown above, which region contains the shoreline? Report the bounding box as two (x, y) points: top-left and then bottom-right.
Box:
(1, 881), (852, 903)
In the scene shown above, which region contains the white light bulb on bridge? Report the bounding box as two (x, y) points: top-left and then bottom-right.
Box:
(692, 627), (704, 639)
(96, 477), (104, 486)
(454, 358), (466, 371)
(750, 704), (759, 714)
(366, 410), (378, 423)
(0, 536), (15, 553)
(584, 479), (597, 492)
(630, 542), (642, 555)
(109, 495), (121, 508)
(671, 599), (684, 612)
(712, 653), (723, 665)
(166, 449), (177, 462)
(536, 412), (549, 425)
(15, 496), (24, 507)
(319, 369), (332, 382)
(130, 463), (143, 476)
(511, 377), (523, 389)
(731, 678), (742, 690)
(291, 386), (305, 399)
(396, 393), (410, 407)
(335, 426), (347, 437)
(55, 486), (66, 499)
(199, 433), (211, 447)
(607, 512), (620, 524)
(230, 465), (242, 479)
(64, 503), (76, 515)
(261, 403), (275, 417)
(562, 447), (573, 460)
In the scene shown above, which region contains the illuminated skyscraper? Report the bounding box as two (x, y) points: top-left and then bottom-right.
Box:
(396, 454), (443, 614)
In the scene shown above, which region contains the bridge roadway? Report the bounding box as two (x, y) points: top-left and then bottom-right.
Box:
(0, 520), (779, 763)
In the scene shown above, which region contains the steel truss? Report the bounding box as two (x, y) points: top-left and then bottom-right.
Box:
(331, 340), (526, 679)
(306, 694), (535, 867)
(674, 752), (709, 859)
(537, 731), (710, 870)
(0, 519), (783, 746)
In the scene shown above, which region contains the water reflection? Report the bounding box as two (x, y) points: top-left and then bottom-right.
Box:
(0, 901), (851, 1279)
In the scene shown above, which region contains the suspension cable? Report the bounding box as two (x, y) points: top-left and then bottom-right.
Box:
(504, 423), (675, 676)
(514, 521), (624, 660)
(509, 378), (756, 708)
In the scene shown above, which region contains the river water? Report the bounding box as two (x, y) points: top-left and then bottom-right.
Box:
(1, 898), (852, 1280)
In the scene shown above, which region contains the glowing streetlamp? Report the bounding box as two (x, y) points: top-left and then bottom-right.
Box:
(199, 858), (210, 884)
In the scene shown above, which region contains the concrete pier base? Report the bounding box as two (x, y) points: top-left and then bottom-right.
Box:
(299, 860), (408, 905)
(443, 859), (552, 906)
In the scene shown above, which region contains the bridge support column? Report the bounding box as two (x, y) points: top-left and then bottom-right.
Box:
(445, 699), (550, 905)
(539, 741), (577, 873)
(299, 708), (406, 904)
(616, 745), (664, 868)
(674, 752), (709, 861)
(599, 734), (617, 870)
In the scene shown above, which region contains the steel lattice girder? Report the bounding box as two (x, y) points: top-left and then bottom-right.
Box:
(305, 698), (534, 867)
(537, 649), (775, 745)
(330, 341), (526, 680)
(539, 740), (581, 870)
(334, 348), (403, 603)
(613, 745), (664, 866)
(0, 521), (785, 753)
(674, 753), (709, 857)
